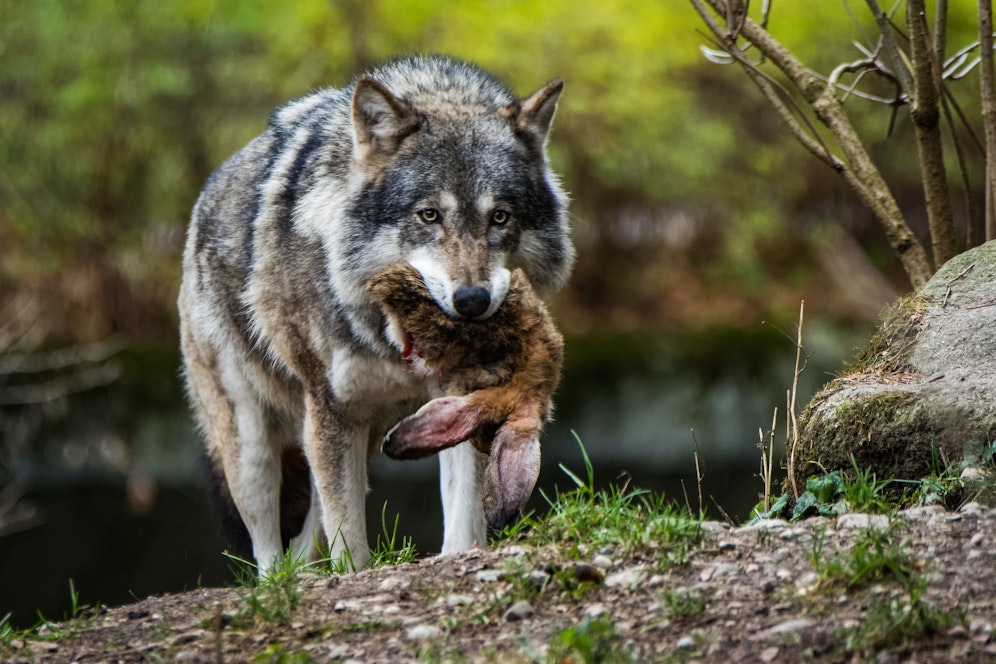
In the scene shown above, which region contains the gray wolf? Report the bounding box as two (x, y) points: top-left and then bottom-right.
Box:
(178, 54), (573, 574)
(367, 263), (564, 528)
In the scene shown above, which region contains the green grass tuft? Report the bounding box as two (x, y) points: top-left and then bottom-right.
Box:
(548, 616), (634, 664)
(500, 434), (705, 571)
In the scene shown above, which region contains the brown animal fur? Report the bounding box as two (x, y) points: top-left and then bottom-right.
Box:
(367, 264), (563, 527)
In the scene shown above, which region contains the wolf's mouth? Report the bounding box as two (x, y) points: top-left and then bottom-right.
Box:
(401, 330), (421, 365)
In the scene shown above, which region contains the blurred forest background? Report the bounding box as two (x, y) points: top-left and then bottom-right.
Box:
(0, 0), (990, 626)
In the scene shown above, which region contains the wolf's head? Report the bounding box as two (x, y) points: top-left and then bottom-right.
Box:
(343, 56), (573, 320)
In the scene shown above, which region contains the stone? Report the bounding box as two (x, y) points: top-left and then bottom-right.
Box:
(405, 624), (441, 642)
(475, 569), (502, 583)
(742, 519), (789, 531)
(584, 603), (609, 619)
(761, 618), (814, 641)
(529, 570), (552, 588)
(795, 242), (996, 487)
(504, 600), (534, 621)
(592, 554), (614, 569)
(836, 513), (889, 530)
(605, 565), (647, 588)
(676, 635), (697, 649)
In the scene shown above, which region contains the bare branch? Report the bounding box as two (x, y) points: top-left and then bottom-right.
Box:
(694, 0), (934, 286)
(0, 362), (122, 406)
(695, 28), (841, 170)
(980, 0), (996, 241)
(865, 0), (915, 96)
(942, 87), (981, 249)
(908, 0), (956, 266)
(0, 337), (124, 375)
(933, 0), (948, 68)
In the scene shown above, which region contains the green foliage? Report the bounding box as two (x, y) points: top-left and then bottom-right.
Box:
(807, 523), (960, 654)
(0, 579), (99, 651)
(2, 1), (983, 341)
(501, 435), (705, 571)
(808, 523), (913, 591)
(662, 586), (710, 620)
(753, 456), (895, 522)
(229, 550), (304, 627)
(370, 502), (420, 568)
(548, 617), (634, 664)
(840, 586), (959, 654)
(253, 643), (316, 664)
(901, 439), (996, 509)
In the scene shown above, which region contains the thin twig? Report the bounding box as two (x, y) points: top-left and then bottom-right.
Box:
(942, 262), (975, 308)
(690, 428), (706, 519)
(786, 301), (805, 499)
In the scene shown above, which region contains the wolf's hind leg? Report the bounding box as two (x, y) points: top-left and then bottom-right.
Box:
(439, 443), (487, 553)
(181, 328), (284, 576)
(208, 358), (283, 576)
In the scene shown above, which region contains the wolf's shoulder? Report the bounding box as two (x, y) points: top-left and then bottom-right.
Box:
(268, 87), (351, 134)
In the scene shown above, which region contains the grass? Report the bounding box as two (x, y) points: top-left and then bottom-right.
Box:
(229, 549), (305, 628)
(224, 500), (420, 626)
(807, 522), (914, 591)
(370, 502), (419, 568)
(0, 578), (100, 651)
(501, 435), (705, 572)
(806, 521), (960, 654)
(548, 617), (635, 664)
(662, 586), (710, 620)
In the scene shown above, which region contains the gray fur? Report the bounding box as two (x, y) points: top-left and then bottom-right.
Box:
(179, 55), (573, 573)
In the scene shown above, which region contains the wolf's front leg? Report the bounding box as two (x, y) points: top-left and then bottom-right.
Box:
(439, 443), (488, 553)
(304, 390), (371, 570)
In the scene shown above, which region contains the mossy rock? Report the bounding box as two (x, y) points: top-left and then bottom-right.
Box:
(795, 241), (996, 487)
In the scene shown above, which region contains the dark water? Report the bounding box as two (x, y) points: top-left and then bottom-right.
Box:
(0, 323), (868, 627)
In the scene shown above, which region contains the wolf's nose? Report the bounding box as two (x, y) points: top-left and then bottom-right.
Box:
(453, 286), (491, 318)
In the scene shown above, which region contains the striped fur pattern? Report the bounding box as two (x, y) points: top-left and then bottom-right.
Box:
(178, 55), (573, 574)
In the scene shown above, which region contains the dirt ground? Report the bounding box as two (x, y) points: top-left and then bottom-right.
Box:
(6, 504), (996, 663)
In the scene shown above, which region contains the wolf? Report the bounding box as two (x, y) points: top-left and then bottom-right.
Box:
(367, 263), (564, 528)
(178, 54), (573, 574)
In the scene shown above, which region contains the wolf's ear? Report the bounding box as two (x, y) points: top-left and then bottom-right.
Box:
(505, 79), (563, 148)
(351, 77), (421, 159)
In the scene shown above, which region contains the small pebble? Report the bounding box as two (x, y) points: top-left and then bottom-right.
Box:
(742, 518), (789, 531)
(960, 501), (985, 516)
(529, 570), (552, 588)
(960, 467), (986, 482)
(836, 513), (889, 530)
(405, 624), (441, 642)
(676, 635), (697, 649)
(445, 594), (474, 608)
(327, 644), (350, 659)
(475, 569), (502, 583)
(605, 565), (646, 588)
(584, 603), (608, 619)
(504, 599), (534, 621)
(592, 554), (613, 569)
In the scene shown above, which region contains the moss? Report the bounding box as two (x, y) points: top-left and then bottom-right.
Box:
(795, 388), (941, 488)
(843, 293), (928, 376)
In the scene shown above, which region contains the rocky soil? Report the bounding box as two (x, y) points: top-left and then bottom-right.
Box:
(5, 503), (996, 663)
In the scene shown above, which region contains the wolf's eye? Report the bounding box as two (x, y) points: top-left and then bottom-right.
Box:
(417, 208), (440, 223)
(491, 209), (510, 225)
